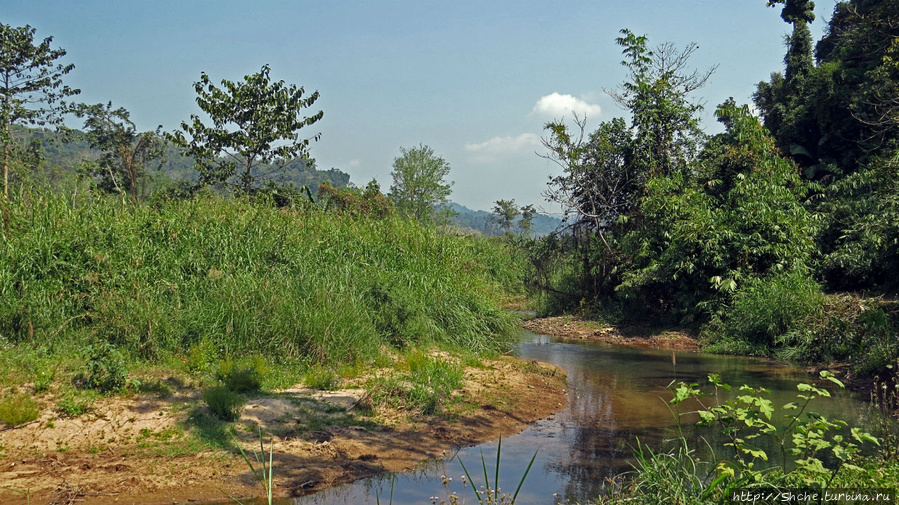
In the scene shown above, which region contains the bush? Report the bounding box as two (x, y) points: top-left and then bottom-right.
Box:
(703, 270), (822, 351)
(217, 357), (265, 393)
(203, 386), (246, 422)
(83, 341), (131, 393)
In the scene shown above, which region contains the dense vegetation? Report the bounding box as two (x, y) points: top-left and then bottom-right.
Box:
(0, 192), (521, 367)
(527, 0), (899, 379)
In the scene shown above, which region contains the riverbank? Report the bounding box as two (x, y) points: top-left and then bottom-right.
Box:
(0, 355), (567, 505)
(522, 315), (699, 350)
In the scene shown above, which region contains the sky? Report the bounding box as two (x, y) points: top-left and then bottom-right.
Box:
(5, 1), (836, 213)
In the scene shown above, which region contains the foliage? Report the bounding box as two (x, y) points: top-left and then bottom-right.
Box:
(216, 357), (265, 394)
(601, 373), (881, 504)
(304, 366), (340, 390)
(318, 180), (394, 218)
(0, 22), (80, 197)
(168, 64), (323, 194)
(75, 102), (165, 200)
(754, 0), (899, 294)
(617, 102), (815, 321)
(517, 204), (536, 236)
(388, 143), (453, 223)
(82, 340), (132, 393)
(491, 199), (518, 235)
(703, 270), (823, 353)
(0, 392), (40, 427)
(231, 427), (275, 505)
(203, 386), (246, 422)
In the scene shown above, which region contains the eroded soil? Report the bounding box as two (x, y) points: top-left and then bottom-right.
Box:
(0, 357), (566, 505)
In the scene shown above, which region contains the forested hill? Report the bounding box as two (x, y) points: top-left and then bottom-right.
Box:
(11, 125), (351, 194)
(443, 202), (563, 237)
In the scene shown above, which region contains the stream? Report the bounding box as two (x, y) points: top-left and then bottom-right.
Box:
(290, 330), (883, 505)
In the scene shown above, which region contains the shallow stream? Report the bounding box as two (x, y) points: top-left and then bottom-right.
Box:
(290, 330), (882, 505)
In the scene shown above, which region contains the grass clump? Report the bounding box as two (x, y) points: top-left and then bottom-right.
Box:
(203, 386), (246, 422)
(304, 366), (340, 390)
(0, 393), (41, 427)
(217, 357), (265, 393)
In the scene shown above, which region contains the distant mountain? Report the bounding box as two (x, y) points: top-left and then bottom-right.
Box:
(10, 125), (351, 194)
(442, 202), (563, 237)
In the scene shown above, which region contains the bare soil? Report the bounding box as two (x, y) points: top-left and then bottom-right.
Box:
(0, 357), (566, 505)
(522, 315), (699, 349)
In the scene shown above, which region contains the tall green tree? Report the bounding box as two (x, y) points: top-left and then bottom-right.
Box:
(492, 199), (519, 234)
(519, 204), (537, 236)
(607, 29), (714, 179)
(76, 103), (165, 200)
(168, 64), (323, 195)
(388, 144), (453, 222)
(0, 23), (79, 197)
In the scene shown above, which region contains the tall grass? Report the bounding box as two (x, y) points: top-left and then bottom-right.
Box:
(0, 191), (521, 367)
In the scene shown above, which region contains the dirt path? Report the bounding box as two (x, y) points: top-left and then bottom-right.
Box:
(0, 357), (567, 505)
(522, 315), (699, 349)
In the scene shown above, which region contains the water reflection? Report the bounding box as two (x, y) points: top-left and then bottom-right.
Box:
(290, 331), (882, 505)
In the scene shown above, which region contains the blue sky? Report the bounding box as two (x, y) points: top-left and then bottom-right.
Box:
(5, 1), (835, 212)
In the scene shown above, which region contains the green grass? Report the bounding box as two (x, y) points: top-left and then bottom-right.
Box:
(0, 191), (523, 383)
(0, 393), (41, 427)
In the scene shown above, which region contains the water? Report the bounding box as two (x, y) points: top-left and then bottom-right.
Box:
(290, 331), (883, 505)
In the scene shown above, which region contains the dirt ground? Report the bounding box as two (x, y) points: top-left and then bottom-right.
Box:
(522, 315), (700, 349)
(0, 356), (567, 505)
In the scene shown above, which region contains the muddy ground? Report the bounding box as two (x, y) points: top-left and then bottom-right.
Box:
(0, 356), (567, 505)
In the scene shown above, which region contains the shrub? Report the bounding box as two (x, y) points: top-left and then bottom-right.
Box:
(83, 341), (130, 393)
(217, 358), (265, 393)
(203, 386), (246, 422)
(0, 393), (41, 427)
(703, 270), (822, 351)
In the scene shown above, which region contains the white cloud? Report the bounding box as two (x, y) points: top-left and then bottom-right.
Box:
(531, 92), (601, 120)
(464, 133), (541, 156)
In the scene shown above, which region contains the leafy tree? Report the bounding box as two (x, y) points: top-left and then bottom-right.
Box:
(76, 103), (165, 200)
(388, 144), (453, 222)
(519, 204), (537, 236)
(492, 199), (519, 234)
(618, 101), (815, 320)
(541, 115), (635, 251)
(168, 64), (323, 195)
(607, 29), (714, 179)
(0, 23), (79, 197)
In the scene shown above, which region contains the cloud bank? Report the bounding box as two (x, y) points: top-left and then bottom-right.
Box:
(464, 133), (541, 155)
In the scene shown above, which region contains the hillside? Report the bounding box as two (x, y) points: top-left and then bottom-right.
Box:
(444, 202), (563, 237)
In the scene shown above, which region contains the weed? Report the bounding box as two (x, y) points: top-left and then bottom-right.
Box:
(454, 436), (537, 505)
(82, 341), (131, 393)
(0, 393), (41, 427)
(56, 391), (94, 417)
(305, 366), (340, 390)
(217, 357), (266, 393)
(203, 386), (246, 422)
(229, 427), (275, 505)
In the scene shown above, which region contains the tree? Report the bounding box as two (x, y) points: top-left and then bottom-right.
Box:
(607, 29), (714, 179)
(492, 199), (519, 234)
(542, 115), (636, 251)
(76, 103), (164, 200)
(519, 204), (537, 236)
(0, 23), (80, 197)
(388, 144), (453, 222)
(168, 64), (323, 195)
